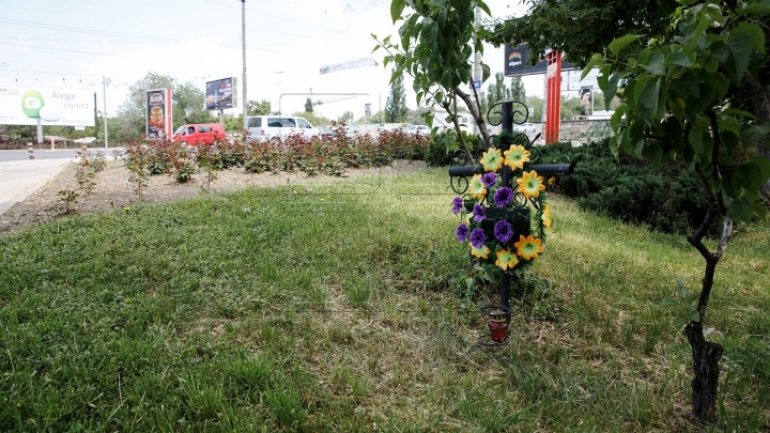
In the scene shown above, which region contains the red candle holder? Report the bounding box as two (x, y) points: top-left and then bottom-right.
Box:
(488, 309), (509, 343)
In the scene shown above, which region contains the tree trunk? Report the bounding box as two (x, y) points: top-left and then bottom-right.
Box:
(684, 321), (724, 424)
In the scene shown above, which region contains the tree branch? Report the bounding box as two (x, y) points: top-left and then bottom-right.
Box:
(688, 203), (718, 263)
(454, 87), (492, 148)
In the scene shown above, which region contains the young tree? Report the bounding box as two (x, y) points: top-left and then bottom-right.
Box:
(115, 72), (212, 139)
(510, 77), (526, 103)
(247, 100), (271, 116)
(384, 70), (408, 123)
(304, 97), (314, 113)
(374, 0), (493, 162)
(589, 1), (770, 423)
(485, 0), (677, 66)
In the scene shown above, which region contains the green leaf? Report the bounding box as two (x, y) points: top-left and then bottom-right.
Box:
(750, 156), (770, 180)
(739, 22), (766, 52)
(727, 195), (754, 221)
(602, 73), (620, 108)
(688, 124), (708, 157)
(581, 53), (603, 80)
(641, 49), (666, 75)
(637, 76), (661, 123)
(667, 50), (693, 68)
(608, 34), (642, 56)
(477, 0), (491, 16)
(688, 311), (701, 323)
(726, 24), (756, 83)
(391, 0), (407, 23)
(737, 0), (770, 15)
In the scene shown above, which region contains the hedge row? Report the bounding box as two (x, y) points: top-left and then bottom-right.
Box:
(539, 141), (715, 235)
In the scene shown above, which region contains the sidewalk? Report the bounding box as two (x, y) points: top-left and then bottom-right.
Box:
(0, 158), (73, 215)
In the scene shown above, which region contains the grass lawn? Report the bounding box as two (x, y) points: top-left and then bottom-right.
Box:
(1, 167), (768, 432)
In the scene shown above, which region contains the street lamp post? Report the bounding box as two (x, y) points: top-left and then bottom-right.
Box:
(103, 76), (111, 150)
(241, 0), (247, 132)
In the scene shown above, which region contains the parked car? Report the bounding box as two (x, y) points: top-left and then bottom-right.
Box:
(404, 124), (431, 136)
(172, 123), (225, 145)
(246, 116), (319, 142)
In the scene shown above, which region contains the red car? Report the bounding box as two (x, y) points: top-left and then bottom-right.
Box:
(172, 123), (225, 145)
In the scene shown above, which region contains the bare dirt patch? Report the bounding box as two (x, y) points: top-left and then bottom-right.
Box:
(0, 159), (428, 234)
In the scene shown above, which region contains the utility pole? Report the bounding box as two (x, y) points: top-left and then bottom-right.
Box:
(472, 6), (482, 134)
(241, 0), (247, 131)
(103, 76), (111, 149)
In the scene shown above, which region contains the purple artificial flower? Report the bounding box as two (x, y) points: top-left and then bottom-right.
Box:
(494, 187), (514, 208)
(472, 204), (486, 223)
(481, 172), (497, 188)
(456, 223), (469, 242)
(451, 196), (464, 215)
(493, 220), (514, 243)
(469, 228), (487, 249)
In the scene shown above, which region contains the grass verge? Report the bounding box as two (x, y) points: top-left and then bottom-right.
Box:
(1, 167), (768, 432)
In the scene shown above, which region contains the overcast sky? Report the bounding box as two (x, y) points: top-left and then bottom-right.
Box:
(0, 0), (592, 121)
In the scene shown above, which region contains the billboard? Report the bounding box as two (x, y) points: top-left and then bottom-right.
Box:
(0, 86), (95, 127)
(146, 88), (173, 139)
(205, 77), (237, 110)
(504, 45), (576, 77)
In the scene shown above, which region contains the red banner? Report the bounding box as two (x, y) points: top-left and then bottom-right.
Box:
(545, 52), (562, 144)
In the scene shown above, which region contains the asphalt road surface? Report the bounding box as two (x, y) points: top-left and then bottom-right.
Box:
(0, 148), (119, 162)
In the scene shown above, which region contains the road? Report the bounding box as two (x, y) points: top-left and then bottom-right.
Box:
(0, 147), (121, 162)
(0, 148), (126, 216)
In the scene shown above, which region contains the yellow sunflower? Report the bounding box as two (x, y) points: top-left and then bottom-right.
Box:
(467, 174), (487, 200)
(480, 148), (503, 172)
(503, 145), (531, 170)
(514, 234), (545, 260)
(516, 170), (546, 199)
(495, 248), (519, 271)
(471, 245), (492, 260)
(541, 204), (553, 230)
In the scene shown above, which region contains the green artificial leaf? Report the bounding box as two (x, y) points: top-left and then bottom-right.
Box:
(609, 34), (642, 56)
(391, 0), (407, 23)
(582, 53), (604, 80)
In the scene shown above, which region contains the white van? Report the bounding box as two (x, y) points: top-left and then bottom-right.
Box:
(246, 116), (319, 142)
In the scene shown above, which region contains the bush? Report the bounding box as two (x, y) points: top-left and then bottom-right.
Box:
(540, 140), (714, 235)
(425, 131), (483, 167)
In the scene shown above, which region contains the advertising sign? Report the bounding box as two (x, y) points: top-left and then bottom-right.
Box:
(146, 88), (173, 139)
(205, 77), (237, 110)
(504, 45), (576, 77)
(0, 86), (95, 127)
